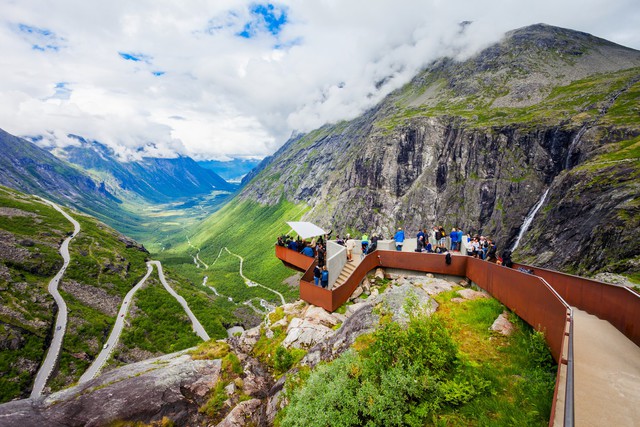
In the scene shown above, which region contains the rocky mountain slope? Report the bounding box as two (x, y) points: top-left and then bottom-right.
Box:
(0, 128), (133, 228)
(50, 135), (236, 203)
(237, 24), (640, 277)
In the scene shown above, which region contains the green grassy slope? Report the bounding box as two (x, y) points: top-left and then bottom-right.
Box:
(378, 67), (640, 131)
(0, 185), (232, 399)
(155, 198), (308, 326)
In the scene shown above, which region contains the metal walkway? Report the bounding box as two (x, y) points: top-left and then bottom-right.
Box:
(571, 308), (640, 427)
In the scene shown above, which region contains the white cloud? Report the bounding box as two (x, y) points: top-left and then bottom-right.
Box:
(0, 0), (638, 160)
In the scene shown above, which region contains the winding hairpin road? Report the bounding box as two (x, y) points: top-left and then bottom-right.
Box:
(150, 260), (210, 341)
(30, 198), (80, 399)
(78, 262), (154, 384)
(80, 261), (210, 383)
(223, 247), (286, 305)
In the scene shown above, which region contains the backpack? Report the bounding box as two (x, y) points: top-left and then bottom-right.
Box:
(445, 252), (452, 265)
(435, 231), (442, 240)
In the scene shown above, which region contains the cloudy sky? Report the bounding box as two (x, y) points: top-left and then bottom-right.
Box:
(1, 0), (638, 161)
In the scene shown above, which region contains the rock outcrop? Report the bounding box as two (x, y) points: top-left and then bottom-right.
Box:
(0, 351), (221, 427)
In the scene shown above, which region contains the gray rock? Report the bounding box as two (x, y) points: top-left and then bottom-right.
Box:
(490, 311), (515, 336)
(241, 357), (272, 398)
(456, 289), (489, 301)
(225, 382), (236, 396)
(302, 301), (379, 368)
(0, 351), (221, 427)
(374, 284), (438, 324)
(215, 398), (263, 427)
(593, 273), (635, 287)
(345, 301), (369, 317)
(282, 318), (334, 349)
(350, 286), (364, 301)
(236, 326), (261, 354)
(304, 305), (343, 328)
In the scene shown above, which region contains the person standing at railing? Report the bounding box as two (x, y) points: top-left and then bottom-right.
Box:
(316, 242), (326, 266)
(394, 228), (405, 251)
(486, 240), (497, 262)
(301, 243), (314, 257)
(366, 233), (379, 254)
(361, 232), (369, 255)
(346, 234), (355, 262)
(450, 228), (460, 251)
(416, 228), (425, 251)
(320, 266), (329, 288)
(313, 264), (322, 286)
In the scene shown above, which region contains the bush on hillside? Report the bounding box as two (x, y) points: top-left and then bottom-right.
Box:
(280, 314), (490, 427)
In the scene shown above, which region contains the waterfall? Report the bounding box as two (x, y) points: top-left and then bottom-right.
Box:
(564, 125), (588, 169)
(511, 188), (550, 252)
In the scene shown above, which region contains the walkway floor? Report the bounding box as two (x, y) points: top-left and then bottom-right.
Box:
(573, 308), (640, 426)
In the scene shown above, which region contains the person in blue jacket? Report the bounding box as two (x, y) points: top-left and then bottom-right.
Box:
(313, 265), (322, 286)
(394, 227), (405, 251)
(301, 243), (314, 257)
(320, 266), (329, 288)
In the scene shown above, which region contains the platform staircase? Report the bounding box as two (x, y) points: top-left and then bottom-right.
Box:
(332, 260), (358, 289)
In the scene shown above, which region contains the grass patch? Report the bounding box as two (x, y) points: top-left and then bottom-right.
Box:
(279, 290), (555, 426)
(190, 341), (230, 360)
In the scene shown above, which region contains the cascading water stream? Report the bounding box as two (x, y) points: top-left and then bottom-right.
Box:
(564, 125), (588, 169)
(510, 188), (550, 252)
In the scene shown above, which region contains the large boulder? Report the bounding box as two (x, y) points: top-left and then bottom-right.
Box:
(304, 305), (344, 328)
(281, 318), (334, 349)
(0, 351), (221, 427)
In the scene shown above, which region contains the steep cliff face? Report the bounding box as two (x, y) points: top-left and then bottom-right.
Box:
(240, 24), (640, 277)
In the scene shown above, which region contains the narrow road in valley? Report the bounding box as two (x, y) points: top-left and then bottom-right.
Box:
(149, 260), (210, 341)
(186, 234), (208, 269)
(30, 198), (80, 399)
(224, 247), (286, 305)
(78, 263), (154, 384)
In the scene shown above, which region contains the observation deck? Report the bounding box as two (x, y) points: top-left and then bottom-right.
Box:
(275, 242), (640, 427)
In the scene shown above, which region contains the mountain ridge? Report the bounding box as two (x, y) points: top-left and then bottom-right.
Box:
(231, 23), (640, 277)
(47, 135), (237, 203)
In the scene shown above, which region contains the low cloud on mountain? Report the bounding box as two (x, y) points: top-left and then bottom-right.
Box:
(0, 0), (638, 160)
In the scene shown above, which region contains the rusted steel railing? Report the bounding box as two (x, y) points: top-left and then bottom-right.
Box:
(515, 263), (640, 348)
(467, 258), (569, 361)
(275, 245), (315, 272)
(377, 251), (468, 277)
(277, 246), (577, 426)
(330, 254), (381, 312)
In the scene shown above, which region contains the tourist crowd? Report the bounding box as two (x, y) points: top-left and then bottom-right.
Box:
(277, 225), (514, 287)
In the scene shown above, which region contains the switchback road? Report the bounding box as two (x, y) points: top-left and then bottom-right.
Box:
(30, 198), (80, 399)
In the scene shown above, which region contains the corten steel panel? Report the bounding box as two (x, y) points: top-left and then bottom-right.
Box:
(516, 263), (640, 347)
(300, 279), (333, 311)
(468, 259), (568, 361)
(376, 251), (468, 277)
(330, 254), (382, 312)
(275, 245), (315, 271)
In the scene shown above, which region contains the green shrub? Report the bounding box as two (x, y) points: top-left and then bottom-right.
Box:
(281, 314), (489, 427)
